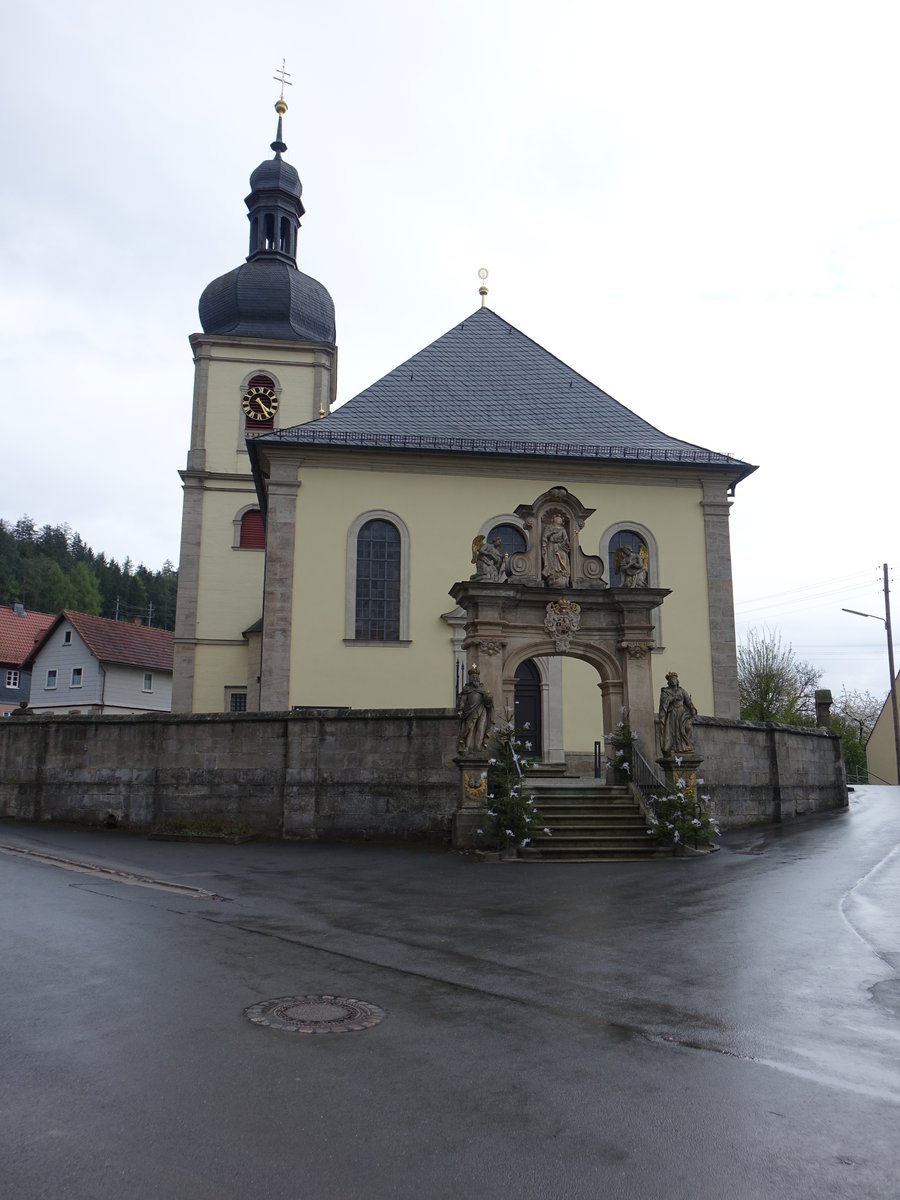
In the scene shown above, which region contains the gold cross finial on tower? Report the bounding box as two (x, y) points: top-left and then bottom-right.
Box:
(274, 59), (293, 111)
(478, 267), (489, 307)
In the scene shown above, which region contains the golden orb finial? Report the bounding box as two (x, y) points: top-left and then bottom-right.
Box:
(478, 267), (488, 308)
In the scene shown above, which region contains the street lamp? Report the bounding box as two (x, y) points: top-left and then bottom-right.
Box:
(842, 562), (900, 784)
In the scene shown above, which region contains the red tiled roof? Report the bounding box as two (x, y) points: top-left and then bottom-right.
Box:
(24, 611), (174, 672)
(0, 607), (56, 667)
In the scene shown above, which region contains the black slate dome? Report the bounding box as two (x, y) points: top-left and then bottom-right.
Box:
(199, 261), (336, 342)
(248, 156), (302, 201)
(198, 98), (335, 345)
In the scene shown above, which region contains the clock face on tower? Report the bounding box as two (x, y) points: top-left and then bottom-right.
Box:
(241, 385), (279, 422)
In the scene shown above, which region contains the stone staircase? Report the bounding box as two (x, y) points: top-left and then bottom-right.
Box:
(519, 775), (658, 862)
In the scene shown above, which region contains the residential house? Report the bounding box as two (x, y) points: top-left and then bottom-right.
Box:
(23, 611), (173, 715)
(0, 604), (55, 714)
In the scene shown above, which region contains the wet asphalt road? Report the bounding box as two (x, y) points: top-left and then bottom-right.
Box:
(1, 787), (898, 1200)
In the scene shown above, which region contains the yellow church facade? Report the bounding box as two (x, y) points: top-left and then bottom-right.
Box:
(174, 102), (755, 769)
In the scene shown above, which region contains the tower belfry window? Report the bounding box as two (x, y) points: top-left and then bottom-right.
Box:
(264, 213), (275, 251)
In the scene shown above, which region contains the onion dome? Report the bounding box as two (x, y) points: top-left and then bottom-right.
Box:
(198, 97), (335, 344)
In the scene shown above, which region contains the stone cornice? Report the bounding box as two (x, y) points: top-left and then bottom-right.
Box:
(250, 443), (747, 491)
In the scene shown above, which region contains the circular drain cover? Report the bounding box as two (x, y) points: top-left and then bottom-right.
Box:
(244, 995), (386, 1034)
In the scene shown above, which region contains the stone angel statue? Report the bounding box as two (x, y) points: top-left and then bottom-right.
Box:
(613, 541), (649, 588)
(470, 534), (508, 582)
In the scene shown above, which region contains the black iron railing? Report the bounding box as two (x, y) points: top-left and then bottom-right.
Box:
(267, 426), (744, 466)
(631, 747), (667, 805)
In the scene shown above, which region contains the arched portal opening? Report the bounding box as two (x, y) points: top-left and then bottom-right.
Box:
(513, 660), (542, 757)
(509, 654), (609, 776)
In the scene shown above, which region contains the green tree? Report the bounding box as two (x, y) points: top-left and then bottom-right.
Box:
(831, 688), (883, 783)
(66, 562), (103, 614)
(23, 559), (69, 611)
(737, 627), (822, 725)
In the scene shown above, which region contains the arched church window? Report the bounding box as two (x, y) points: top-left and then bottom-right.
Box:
(238, 509), (265, 549)
(486, 523), (526, 561)
(345, 511), (411, 644)
(355, 520), (401, 641)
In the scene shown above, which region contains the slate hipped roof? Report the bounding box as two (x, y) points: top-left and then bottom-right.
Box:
(258, 306), (755, 483)
(22, 612), (174, 673)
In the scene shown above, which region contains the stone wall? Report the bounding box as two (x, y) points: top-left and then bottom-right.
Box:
(0, 710), (459, 840)
(693, 716), (847, 827)
(0, 709), (847, 839)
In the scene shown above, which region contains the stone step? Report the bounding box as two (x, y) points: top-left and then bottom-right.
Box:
(540, 823), (648, 835)
(519, 845), (659, 861)
(517, 784), (656, 861)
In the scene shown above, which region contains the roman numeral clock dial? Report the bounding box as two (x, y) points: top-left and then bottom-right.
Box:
(241, 385), (279, 421)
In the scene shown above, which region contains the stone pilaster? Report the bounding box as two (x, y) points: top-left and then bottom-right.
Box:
(701, 479), (740, 719)
(172, 473), (204, 712)
(259, 456), (300, 711)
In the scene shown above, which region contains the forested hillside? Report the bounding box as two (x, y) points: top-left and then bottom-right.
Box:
(0, 517), (177, 629)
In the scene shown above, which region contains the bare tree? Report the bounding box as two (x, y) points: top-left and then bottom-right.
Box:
(737, 627), (822, 724)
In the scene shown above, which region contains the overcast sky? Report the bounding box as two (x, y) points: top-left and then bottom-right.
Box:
(2, 0), (898, 701)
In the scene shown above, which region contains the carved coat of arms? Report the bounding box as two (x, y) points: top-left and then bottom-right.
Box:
(544, 597), (581, 652)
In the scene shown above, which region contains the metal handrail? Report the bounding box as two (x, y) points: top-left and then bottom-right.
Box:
(631, 746), (667, 804)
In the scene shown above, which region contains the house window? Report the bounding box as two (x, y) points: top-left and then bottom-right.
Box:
(63, 630), (72, 645)
(229, 691), (247, 712)
(239, 509), (265, 549)
(5, 669), (20, 689)
(71, 667), (83, 688)
(46, 669), (57, 690)
(143, 672), (153, 692)
(355, 519), (401, 641)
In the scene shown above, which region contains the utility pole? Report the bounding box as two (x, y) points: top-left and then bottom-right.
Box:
(882, 563), (900, 785)
(842, 562), (900, 784)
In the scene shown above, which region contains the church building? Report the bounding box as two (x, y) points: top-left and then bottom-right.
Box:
(173, 97), (756, 768)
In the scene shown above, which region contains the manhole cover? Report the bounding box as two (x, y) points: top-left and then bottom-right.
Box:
(244, 995), (386, 1034)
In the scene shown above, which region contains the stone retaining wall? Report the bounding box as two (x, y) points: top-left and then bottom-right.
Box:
(0, 710), (460, 840)
(693, 716), (847, 826)
(0, 709), (847, 839)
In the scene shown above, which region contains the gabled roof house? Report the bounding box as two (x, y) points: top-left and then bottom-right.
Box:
(22, 611), (174, 715)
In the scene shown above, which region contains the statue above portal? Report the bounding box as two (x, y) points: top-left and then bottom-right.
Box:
(541, 513), (571, 587)
(470, 535), (508, 583)
(613, 543), (648, 588)
(658, 671), (698, 756)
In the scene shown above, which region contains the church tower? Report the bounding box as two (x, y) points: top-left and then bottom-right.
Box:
(172, 92), (336, 713)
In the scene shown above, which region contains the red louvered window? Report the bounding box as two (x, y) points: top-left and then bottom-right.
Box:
(239, 509), (265, 549)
